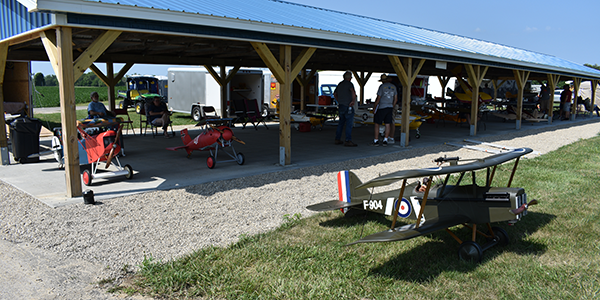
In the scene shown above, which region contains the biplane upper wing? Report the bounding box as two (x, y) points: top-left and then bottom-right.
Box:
(356, 148), (533, 189)
(306, 199), (362, 211)
(347, 215), (471, 245)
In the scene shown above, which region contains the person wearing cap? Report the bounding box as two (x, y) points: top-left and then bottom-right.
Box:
(333, 71), (358, 147)
(87, 91), (113, 119)
(371, 74), (398, 146)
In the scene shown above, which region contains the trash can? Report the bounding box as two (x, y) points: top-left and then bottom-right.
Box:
(9, 117), (43, 163)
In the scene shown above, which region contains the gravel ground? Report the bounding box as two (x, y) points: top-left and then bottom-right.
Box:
(1, 119), (599, 299)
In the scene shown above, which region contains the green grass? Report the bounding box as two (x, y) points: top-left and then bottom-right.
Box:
(113, 136), (600, 299)
(32, 86), (118, 107)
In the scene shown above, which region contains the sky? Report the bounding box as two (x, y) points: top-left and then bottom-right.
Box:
(31, 0), (600, 77)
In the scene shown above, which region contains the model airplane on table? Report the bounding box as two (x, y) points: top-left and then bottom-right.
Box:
(307, 147), (537, 262)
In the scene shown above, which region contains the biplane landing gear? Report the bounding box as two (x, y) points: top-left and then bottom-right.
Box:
(83, 169), (92, 186)
(124, 164), (134, 180)
(489, 227), (509, 246)
(207, 156), (216, 169)
(236, 153), (245, 165)
(458, 241), (483, 263)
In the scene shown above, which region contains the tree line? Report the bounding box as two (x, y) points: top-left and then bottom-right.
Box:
(33, 72), (127, 87)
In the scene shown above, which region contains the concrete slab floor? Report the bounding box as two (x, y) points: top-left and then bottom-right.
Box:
(0, 115), (596, 208)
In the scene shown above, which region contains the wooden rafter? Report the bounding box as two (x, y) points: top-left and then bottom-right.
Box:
(73, 30), (122, 81)
(251, 42), (285, 84)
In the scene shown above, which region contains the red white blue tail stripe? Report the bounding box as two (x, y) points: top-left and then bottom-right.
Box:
(337, 171), (351, 203)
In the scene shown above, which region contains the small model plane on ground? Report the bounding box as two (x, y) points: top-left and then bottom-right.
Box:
(167, 120), (245, 169)
(354, 108), (430, 139)
(307, 147), (537, 262)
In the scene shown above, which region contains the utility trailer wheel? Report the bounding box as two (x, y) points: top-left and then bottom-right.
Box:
(82, 169), (92, 186)
(192, 106), (202, 122)
(124, 164), (134, 179)
(458, 241), (483, 263)
(207, 156), (216, 169)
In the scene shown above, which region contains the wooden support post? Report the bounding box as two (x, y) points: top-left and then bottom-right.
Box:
(251, 42), (314, 165)
(464, 64), (488, 136)
(388, 56), (425, 147)
(547, 74), (560, 123)
(591, 80), (598, 116)
(0, 41), (9, 165)
(106, 62), (115, 111)
(56, 27), (82, 198)
(205, 65), (240, 118)
(571, 77), (582, 120)
(351, 71), (372, 105)
(512, 70), (530, 129)
(491, 79), (506, 102)
(295, 68), (316, 111)
(437, 75), (450, 99)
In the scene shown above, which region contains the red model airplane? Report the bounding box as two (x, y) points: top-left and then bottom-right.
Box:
(167, 124), (245, 169)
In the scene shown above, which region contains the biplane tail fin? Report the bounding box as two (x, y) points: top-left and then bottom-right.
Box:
(180, 128), (192, 145)
(337, 171), (370, 203)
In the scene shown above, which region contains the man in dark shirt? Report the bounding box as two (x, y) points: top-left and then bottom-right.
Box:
(333, 71), (358, 147)
(148, 96), (171, 138)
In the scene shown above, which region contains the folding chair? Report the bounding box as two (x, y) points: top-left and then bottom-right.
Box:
(140, 102), (174, 138)
(231, 99), (249, 129)
(202, 106), (220, 119)
(243, 99), (269, 130)
(114, 108), (135, 136)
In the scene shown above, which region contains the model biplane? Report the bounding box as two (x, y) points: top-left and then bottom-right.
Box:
(76, 118), (134, 186)
(167, 120), (245, 169)
(307, 147), (538, 262)
(354, 108), (430, 139)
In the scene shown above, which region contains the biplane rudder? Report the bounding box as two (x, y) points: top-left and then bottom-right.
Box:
(337, 171), (370, 204)
(180, 128), (192, 145)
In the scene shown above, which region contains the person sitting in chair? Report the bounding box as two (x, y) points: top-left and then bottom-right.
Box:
(148, 96), (171, 138)
(87, 91), (114, 119)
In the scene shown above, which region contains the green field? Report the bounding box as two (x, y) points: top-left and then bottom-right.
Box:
(32, 86), (118, 108)
(111, 136), (600, 299)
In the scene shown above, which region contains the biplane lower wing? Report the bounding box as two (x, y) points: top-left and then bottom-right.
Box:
(348, 215), (470, 245)
(166, 146), (188, 151)
(306, 199), (362, 212)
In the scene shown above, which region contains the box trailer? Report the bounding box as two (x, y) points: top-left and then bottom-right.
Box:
(167, 67), (272, 121)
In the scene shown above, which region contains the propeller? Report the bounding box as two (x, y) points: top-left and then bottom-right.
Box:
(510, 199), (538, 215)
(105, 126), (123, 169)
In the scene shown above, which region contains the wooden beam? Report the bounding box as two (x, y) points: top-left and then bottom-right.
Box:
(295, 68), (317, 110)
(352, 71), (372, 104)
(251, 42), (285, 84)
(388, 56), (425, 147)
(464, 64), (488, 136)
(491, 79), (507, 101)
(437, 75), (450, 98)
(280, 45), (292, 165)
(56, 26), (82, 198)
(113, 62), (134, 86)
(73, 30), (121, 81)
(0, 41), (9, 163)
(290, 47), (316, 80)
(40, 30), (59, 75)
(512, 70), (530, 129)
(89, 63), (109, 85)
(571, 77), (582, 120)
(106, 62), (116, 111)
(205, 65), (240, 118)
(591, 80), (598, 114)
(547, 74), (560, 122)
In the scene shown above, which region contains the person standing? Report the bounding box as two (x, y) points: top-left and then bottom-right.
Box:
(371, 74), (397, 146)
(333, 71), (358, 147)
(538, 83), (551, 117)
(560, 84), (572, 120)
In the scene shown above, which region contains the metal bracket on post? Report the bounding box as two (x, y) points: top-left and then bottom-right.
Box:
(279, 146), (285, 166)
(1, 147), (9, 165)
(470, 124), (475, 136)
(400, 132), (407, 147)
(515, 120), (521, 129)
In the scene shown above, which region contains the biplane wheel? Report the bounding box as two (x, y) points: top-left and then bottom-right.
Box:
(82, 169), (92, 186)
(124, 164), (134, 180)
(206, 156), (216, 169)
(458, 241), (483, 263)
(415, 133), (421, 139)
(236, 152), (245, 165)
(490, 227), (509, 246)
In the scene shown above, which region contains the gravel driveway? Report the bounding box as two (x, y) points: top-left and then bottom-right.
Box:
(1, 119), (599, 299)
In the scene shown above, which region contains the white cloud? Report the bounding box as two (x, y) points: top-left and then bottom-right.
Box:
(525, 26), (538, 32)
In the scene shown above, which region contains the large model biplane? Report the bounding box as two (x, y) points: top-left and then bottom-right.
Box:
(307, 147), (538, 262)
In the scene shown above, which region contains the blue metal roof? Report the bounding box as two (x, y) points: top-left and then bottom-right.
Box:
(1, 0), (52, 40)
(7, 0), (600, 77)
(69, 0), (598, 77)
